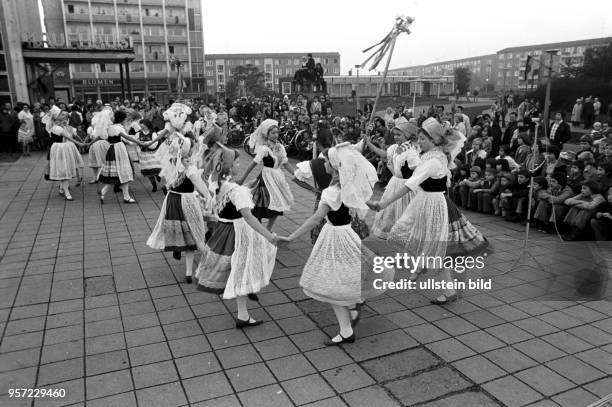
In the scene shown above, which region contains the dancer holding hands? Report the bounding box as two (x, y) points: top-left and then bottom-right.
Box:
(278, 142), (386, 346)
(237, 119), (294, 231)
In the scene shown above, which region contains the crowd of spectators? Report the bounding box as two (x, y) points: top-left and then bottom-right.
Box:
(3, 91), (612, 241)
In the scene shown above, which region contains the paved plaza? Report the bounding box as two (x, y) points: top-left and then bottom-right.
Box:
(0, 152), (611, 407)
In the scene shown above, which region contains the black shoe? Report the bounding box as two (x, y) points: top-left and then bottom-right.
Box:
(173, 251), (182, 260)
(430, 292), (459, 305)
(185, 276), (192, 284)
(161, 186), (168, 195)
(113, 185), (121, 193)
(324, 333), (355, 346)
(235, 317), (264, 329)
(152, 183), (157, 193)
(247, 293), (259, 302)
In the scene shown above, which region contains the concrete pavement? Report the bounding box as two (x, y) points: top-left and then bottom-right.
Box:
(0, 152), (611, 407)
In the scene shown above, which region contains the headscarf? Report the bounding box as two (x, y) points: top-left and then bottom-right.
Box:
(42, 105), (62, 132)
(391, 116), (418, 140)
(91, 107), (113, 140)
(158, 134), (192, 189)
(327, 141), (378, 217)
(248, 119), (278, 150)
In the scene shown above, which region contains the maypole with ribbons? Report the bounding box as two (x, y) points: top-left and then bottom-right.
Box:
(359, 15), (414, 126)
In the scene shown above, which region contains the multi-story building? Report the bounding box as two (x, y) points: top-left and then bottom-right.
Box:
(390, 37), (612, 92)
(0, 0), (40, 105)
(389, 54), (497, 93)
(497, 37), (611, 91)
(41, 0), (204, 101)
(204, 52), (341, 96)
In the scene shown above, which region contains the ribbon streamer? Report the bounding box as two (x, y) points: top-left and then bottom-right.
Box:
(359, 16), (414, 71)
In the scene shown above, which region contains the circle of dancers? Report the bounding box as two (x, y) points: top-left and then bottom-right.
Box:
(41, 102), (488, 346)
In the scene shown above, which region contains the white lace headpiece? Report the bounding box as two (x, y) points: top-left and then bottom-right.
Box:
(248, 119), (278, 150)
(327, 142), (378, 216)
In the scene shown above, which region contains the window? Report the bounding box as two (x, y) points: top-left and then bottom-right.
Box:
(130, 63), (144, 73)
(216, 64), (224, 73)
(274, 68), (281, 75)
(218, 84), (225, 92)
(227, 69), (232, 76)
(333, 67), (339, 74)
(274, 59), (280, 65)
(265, 73), (272, 81)
(145, 8), (149, 16)
(281, 82), (291, 94)
(217, 74), (224, 83)
(265, 83), (272, 89)
(168, 45), (174, 54)
(227, 60), (233, 66)
(265, 63), (272, 72)
(205, 69), (213, 76)
(324, 58), (329, 64)
(245, 59), (252, 65)
(147, 62), (166, 73)
(254, 60), (260, 66)
(206, 79), (214, 86)
(205, 60), (213, 66)
(285, 68), (292, 75)
(293, 59), (300, 65)
(0, 55), (5, 71)
(333, 58), (337, 64)
(287, 59), (291, 65)
(73, 63), (93, 73)
(99, 63), (118, 73)
(67, 4), (74, 13)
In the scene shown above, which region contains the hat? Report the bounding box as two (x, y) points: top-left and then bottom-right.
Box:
(500, 172), (515, 183)
(420, 117), (445, 144)
(551, 171), (567, 186)
(469, 166), (482, 175)
(391, 117), (418, 139)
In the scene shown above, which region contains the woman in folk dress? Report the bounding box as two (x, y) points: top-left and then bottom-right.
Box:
(237, 119), (294, 231)
(279, 143), (391, 346)
(136, 119), (162, 192)
(47, 111), (88, 201)
(196, 149), (279, 328)
(364, 117), (420, 239)
(368, 118), (488, 305)
(98, 110), (145, 204)
(17, 103), (35, 157)
(147, 133), (212, 283)
(87, 107), (113, 184)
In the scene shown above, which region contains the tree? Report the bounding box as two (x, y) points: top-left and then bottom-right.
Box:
(225, 65), (266, 99)
(580, 42), (612, 83)
(454, 67), (471, 95)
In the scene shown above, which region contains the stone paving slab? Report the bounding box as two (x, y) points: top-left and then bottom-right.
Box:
(0, 152), (611, 407)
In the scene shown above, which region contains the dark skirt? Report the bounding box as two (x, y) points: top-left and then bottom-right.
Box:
(445, 195), (490, 257)
(98, 143), (134, 185)
(252, 174), (283, 219)
(196, 222), (235, 294)
(161, 193), (198, 252)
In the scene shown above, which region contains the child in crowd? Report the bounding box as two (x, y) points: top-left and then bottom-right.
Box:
(496, 144), (520, 171)
(591, 185), (612, 240)
(529, 176), (548, 225)
(473, 168), (499, 214)
(568, 160), (585, 194)
(493, 172), (514, 217)
(500, 169), (531, 222)
(594, 162), (612, 196)
(533, 172), (573, 233)
(563, 181), (606, 240)
(513, 133), (531, 166)
(455, 166), (483, 209)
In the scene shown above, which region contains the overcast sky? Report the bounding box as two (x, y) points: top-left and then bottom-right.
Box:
(202, 0), (612, 74)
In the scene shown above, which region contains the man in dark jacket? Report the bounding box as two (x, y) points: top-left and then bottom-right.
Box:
(583, 97), (594, 129)
(484, 114), (502, 157)
(0, 103), (19, 153)
(501, 111), (518, 146)
(549, 111), (572, 148)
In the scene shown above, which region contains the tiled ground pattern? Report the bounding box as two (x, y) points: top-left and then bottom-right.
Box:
(0, 153), (611, 407)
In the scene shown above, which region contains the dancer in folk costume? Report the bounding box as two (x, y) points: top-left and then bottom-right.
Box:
(237, 119), (294, 231)
(279, 143), (392, 346)
(87, 106), (113, 184)
(42, 106), (87, 201)
(365, 117), (421, 239)
(196, 149), (279, 328)
(17, 103), (34, 157)
(97, 110), (145, 203)
(136, 119), (162, 192)
(124, 109), (143, 163)
(368, 118), (488, 305)
(293, 129), (335, 244)
(147, 131), (212, 283)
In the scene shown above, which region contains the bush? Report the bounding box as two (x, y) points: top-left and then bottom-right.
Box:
(525, 77), (612, 114)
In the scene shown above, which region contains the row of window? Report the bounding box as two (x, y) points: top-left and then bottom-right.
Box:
(66, 4), (186, 19)
(205, 57), (339, 67)
(67, 24), (187, 38)
(206, 66), (339, 77)
(71, 62), (192, 74)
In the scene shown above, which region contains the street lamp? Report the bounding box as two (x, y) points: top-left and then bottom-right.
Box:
(355, 64), (360, 112)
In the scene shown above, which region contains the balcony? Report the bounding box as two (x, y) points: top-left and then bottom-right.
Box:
(118, 14), (140, 24)
(141, 15), (164, 24)
(143, 35), (166, 43)
(165, 0), (186, 6)
(146, 53), (167, 62)
(65, 13), (90, 22)
(167, 36), (187, 43)
(166, 16), (185, 25)
(90, 14), (116, 23)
